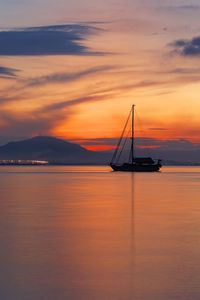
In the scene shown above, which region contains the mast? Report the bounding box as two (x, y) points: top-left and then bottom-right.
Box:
(131, 105), (135, 164)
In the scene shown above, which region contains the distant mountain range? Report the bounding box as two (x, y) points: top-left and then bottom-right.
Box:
(0, 136), (199, 165)
(0, 136), (111, 164)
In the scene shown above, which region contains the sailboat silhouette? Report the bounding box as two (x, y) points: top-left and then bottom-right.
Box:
(110, 105), (162, 172)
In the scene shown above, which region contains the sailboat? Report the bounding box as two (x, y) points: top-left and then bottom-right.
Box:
(110, 105), (162, 172)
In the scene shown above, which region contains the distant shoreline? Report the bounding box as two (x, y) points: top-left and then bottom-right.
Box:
(0, 162), (200, 167)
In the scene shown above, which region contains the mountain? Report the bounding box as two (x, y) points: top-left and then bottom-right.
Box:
(0, 136), (111, 164)
(0, 136), (199, 165)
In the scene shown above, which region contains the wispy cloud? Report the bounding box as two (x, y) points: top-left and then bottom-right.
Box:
(0, 91), (114, 142)
(171, 67), (200, 74)
(148, 127), (168, 131)
(0, 65), (115, 105)
(0, 66), (167, 106)
(40, 94), (108, 113)
(38, 79), (169, 114)
(178, 5), (200, 10)
(152, 4), (200, 13)
(0, 66), (19, 78)
(0, 24), (105, 56)
(24, 66), (113, 87)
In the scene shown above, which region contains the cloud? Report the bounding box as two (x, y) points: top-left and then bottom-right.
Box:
(24, 65), (113, 87)
(0, 68), (164, 107)
(148, 127), (168, 131)
(170, 36), (200, 56)
(38, 79), (163, 114)
(0, 109), (63, 142)
(152, 4), (200, 13)
(172, 67), (200, 74)
(0, 66), (19, 78)
(179, 5), (200, 10)
(0, 24), (104, 56)
(0, 64), (115, 106)
(0, 92), (112, 143)
(40, 94), (111, 113)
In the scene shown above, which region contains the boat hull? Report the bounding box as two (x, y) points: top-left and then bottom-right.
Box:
(110, 163), (162, 172)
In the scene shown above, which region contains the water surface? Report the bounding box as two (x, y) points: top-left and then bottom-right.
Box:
(0, 166), (200, 300)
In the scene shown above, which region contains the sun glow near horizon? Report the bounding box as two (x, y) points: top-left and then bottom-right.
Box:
(0, 1), (200, 152)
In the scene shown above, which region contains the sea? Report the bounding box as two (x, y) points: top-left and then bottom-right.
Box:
(0, 166), (200, 300)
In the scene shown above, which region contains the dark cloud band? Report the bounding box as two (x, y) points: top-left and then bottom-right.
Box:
(0, 24), (103, 56)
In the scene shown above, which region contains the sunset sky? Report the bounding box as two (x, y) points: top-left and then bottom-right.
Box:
(0, 0), (200, 151)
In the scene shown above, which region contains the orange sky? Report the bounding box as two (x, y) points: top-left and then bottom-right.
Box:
(0, 0), (200, 148)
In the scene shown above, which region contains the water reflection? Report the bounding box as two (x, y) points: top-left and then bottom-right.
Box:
(0, 166), (200, 300)
(129, 173), (135, 300)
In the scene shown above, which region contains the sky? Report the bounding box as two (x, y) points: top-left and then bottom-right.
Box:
(0, 0), (200, 154)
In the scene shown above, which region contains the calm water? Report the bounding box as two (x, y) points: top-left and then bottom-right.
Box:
(0, 166), (200, 300)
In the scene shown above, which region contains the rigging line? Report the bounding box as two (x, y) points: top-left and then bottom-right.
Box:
(116, 128), (131, 164)
(129, 138), (132, 163)
(111, 108), (132, 164)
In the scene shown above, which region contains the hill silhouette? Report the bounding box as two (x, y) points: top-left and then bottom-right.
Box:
(0, 136), (111, 164)
(0, 136), (199, 165)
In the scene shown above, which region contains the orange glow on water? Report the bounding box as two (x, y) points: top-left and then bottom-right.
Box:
(2, 166), (200, 299)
